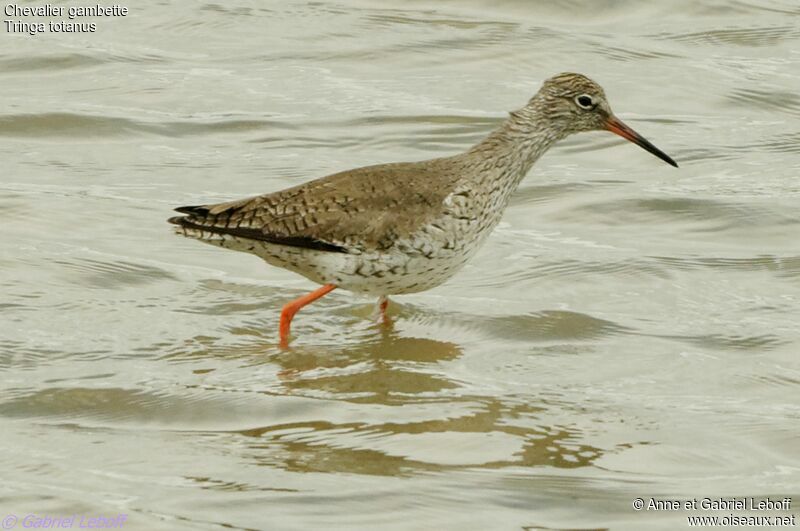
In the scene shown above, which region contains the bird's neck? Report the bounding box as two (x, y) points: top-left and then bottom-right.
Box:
(464, 103), (563, 185)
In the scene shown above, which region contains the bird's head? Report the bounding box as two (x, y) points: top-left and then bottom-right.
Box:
(531, 72), (677, 167)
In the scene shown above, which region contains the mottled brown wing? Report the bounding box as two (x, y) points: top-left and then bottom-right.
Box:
(168, 159), (459, 254)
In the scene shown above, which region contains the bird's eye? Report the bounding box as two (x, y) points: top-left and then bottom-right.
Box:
(575, 94), (594, 109)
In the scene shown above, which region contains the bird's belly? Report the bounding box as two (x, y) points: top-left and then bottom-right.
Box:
(332, 225), (492, 295)
(339, 250), (477, 295)
(260, 245), (479, 296)
(178, 214), (496, 296)
(255, 238), (482, 296)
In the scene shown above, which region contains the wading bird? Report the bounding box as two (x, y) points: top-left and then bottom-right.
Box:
(169, 73), (677, 345)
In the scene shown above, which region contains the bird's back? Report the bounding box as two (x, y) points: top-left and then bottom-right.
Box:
(169, 156), (468, 254)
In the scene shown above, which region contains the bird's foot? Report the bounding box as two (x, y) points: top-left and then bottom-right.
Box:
(278, 283), (337, 347)
(375, 296), (391, 326)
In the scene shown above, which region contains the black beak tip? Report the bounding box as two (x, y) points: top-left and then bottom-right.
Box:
(643, 141), (679, 168)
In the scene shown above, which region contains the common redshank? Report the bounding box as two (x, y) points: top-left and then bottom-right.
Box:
(169, 73), (677, 345)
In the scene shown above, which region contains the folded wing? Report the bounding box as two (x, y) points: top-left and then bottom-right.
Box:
(168, 159), (459, 254)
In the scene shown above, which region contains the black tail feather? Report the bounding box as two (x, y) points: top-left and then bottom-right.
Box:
(174, 205), (209, 215)
(167, 213), (347, 253)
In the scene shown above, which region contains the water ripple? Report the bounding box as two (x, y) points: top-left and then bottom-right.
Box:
(726, 88), (800, 117)
(52, 258), (177, 289)
(0, 54), (105, 73)
(557, 197), (797, 229)
(660, 332), (787, 351)
(0, 113), (284, 139)
(655, 25), (799, 47)
(529, 258), (671, 281)
(651, 254), (800, 278)
(454, 311), (630, 343)
(754, 132), (800, 154)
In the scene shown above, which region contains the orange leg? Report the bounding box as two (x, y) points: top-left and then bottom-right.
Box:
(377, 296), (390, 325)
(279, 284), (336, 346)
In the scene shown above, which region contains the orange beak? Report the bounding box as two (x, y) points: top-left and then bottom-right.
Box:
(605, 116), (678, 167)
